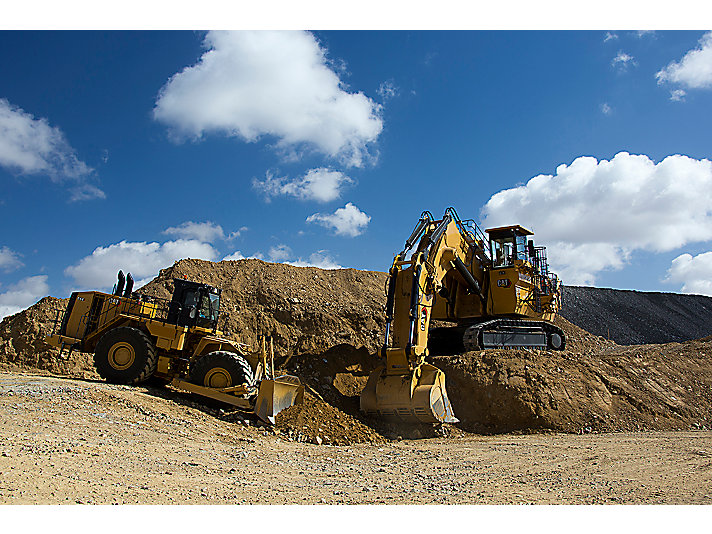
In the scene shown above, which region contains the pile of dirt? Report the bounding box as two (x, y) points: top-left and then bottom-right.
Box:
(0, 297), (98, 380)
(138, 258), (388, 357)
(433, 337), (712, 434)
(561, 285), (712, 345)
(275, 392), (385, 445)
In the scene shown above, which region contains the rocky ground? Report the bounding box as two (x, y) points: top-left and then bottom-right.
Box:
(1, 258), (712, 503)
(1, 372), (710, 505)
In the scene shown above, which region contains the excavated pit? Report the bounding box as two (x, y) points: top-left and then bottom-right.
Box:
(2, 258), (712, 443)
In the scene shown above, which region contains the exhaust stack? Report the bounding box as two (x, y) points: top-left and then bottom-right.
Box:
(124, 273), (134, 298)
(114, 270), (125, 296)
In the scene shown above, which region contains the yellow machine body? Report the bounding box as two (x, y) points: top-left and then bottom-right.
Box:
(361, 208), (564, 424)
(46, 278), (303, 424)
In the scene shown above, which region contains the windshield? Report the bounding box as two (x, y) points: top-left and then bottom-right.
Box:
(197, 292), (220, 323)
(491, 237), (515, 267)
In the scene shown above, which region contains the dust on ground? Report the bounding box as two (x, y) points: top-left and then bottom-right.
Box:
(2, 372), (710, 505)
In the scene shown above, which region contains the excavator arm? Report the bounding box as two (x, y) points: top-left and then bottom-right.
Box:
(362, 210), (483, 423)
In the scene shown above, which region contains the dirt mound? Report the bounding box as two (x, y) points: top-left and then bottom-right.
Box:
(561, 285), (712, 345)
(138, 258), (388, 357)
(433, 337), (712, 434)
(0, 297), (98, 380)
(275, 392), (385, 445)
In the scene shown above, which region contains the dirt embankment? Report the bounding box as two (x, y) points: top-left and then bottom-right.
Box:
(0, 296), (98, 380)
(1, 258), (712, 443)
(139, 259), (388, 357)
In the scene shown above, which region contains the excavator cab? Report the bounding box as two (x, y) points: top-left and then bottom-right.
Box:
(488, 225), (532, 268)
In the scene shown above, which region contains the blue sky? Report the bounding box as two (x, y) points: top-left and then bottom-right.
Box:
(1, 28), (712, 318)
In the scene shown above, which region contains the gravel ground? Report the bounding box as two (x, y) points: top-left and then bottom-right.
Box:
(561, 286), (712, 345)
(1, 372), (711, 505)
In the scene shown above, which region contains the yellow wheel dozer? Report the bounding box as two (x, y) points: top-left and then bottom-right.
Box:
(360, 362), (458, 424)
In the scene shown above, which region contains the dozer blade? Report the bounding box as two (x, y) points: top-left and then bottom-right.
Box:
(254, 375), (305, 424)
(360, 363), (458, 424)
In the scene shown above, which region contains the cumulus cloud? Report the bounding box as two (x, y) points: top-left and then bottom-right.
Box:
(482, 152), (712, 285)
(163, 221), (245, 242)
(221, 246), (340, 269)
(221, 250), (264, 261)
(306, 202), (371, 237)
(603, 32), (618, 42)
(268, 244), (292, 262)
(252, 168), (352, 203)
(667, 252), (712, 296)
(0, 275), (49, 320)
(656, 31), (712, 91)
(600, 103), (612, 115)
(0, 246), (23, 272)
(153, 31), (383, 167)
(65, 239), (219, 291)
(611, 51), (636, 70)
(0, 98), (103, 201)
(287, 250), (342, 269)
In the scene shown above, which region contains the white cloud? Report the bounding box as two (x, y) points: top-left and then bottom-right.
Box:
(252, 167), (352, 203)
(0, 246), (23, 272)
(667, 252), (712, 296)
(65, 239), (219, 291)
(482, 152), (712, 285)
(306, 202), (371, 237)
(163, 221), (247, 242)
(0, 275), (49, 320)
(600, 103), (612, 115)
(670, 89), (687, 102)
(0, 98), (103, 201)
(377, 80), (399, 101)
(221, 246), (340, 269)
(287, 250), (342, 269)
(603, 32), (618, 42)
(222, 250), (264, 261)
(611, 51), (636, 70)
(268, 244), (292, 262)
(153, 31), (383, 168)
(165, 221), (220, 242)
(634, 30), (656, 39)
(656, 32), (712, 90)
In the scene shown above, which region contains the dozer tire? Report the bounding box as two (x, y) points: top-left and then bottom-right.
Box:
(190, 351), (254, 389)
(94, 327), (158, 385)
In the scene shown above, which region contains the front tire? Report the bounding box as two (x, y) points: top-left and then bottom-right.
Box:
(190, 351), (254, 389)
(94, 327), (157, 384)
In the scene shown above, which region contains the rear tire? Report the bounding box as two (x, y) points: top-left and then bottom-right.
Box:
(190, 351), (254, 389)
(94, 327), (157, 385)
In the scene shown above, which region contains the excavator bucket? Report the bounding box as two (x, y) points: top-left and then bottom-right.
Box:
(360, 363), (458, 424)
(254, 374), (305, 424)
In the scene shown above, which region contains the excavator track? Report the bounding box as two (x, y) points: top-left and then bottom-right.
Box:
(462, 318), (565, 351)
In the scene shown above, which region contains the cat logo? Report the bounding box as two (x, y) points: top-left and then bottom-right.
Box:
(497, 279), (511, 288)
(420, 306), (428, 331)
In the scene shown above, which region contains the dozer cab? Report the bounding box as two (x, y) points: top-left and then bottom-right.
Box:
(361, 207), (564, 424)
(46, 271), (303, 423)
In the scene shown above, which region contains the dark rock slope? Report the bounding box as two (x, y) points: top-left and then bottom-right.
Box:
(561, 286), (712, 345)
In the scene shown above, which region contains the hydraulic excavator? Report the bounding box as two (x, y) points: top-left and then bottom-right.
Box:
(360, 207), (564, 424)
